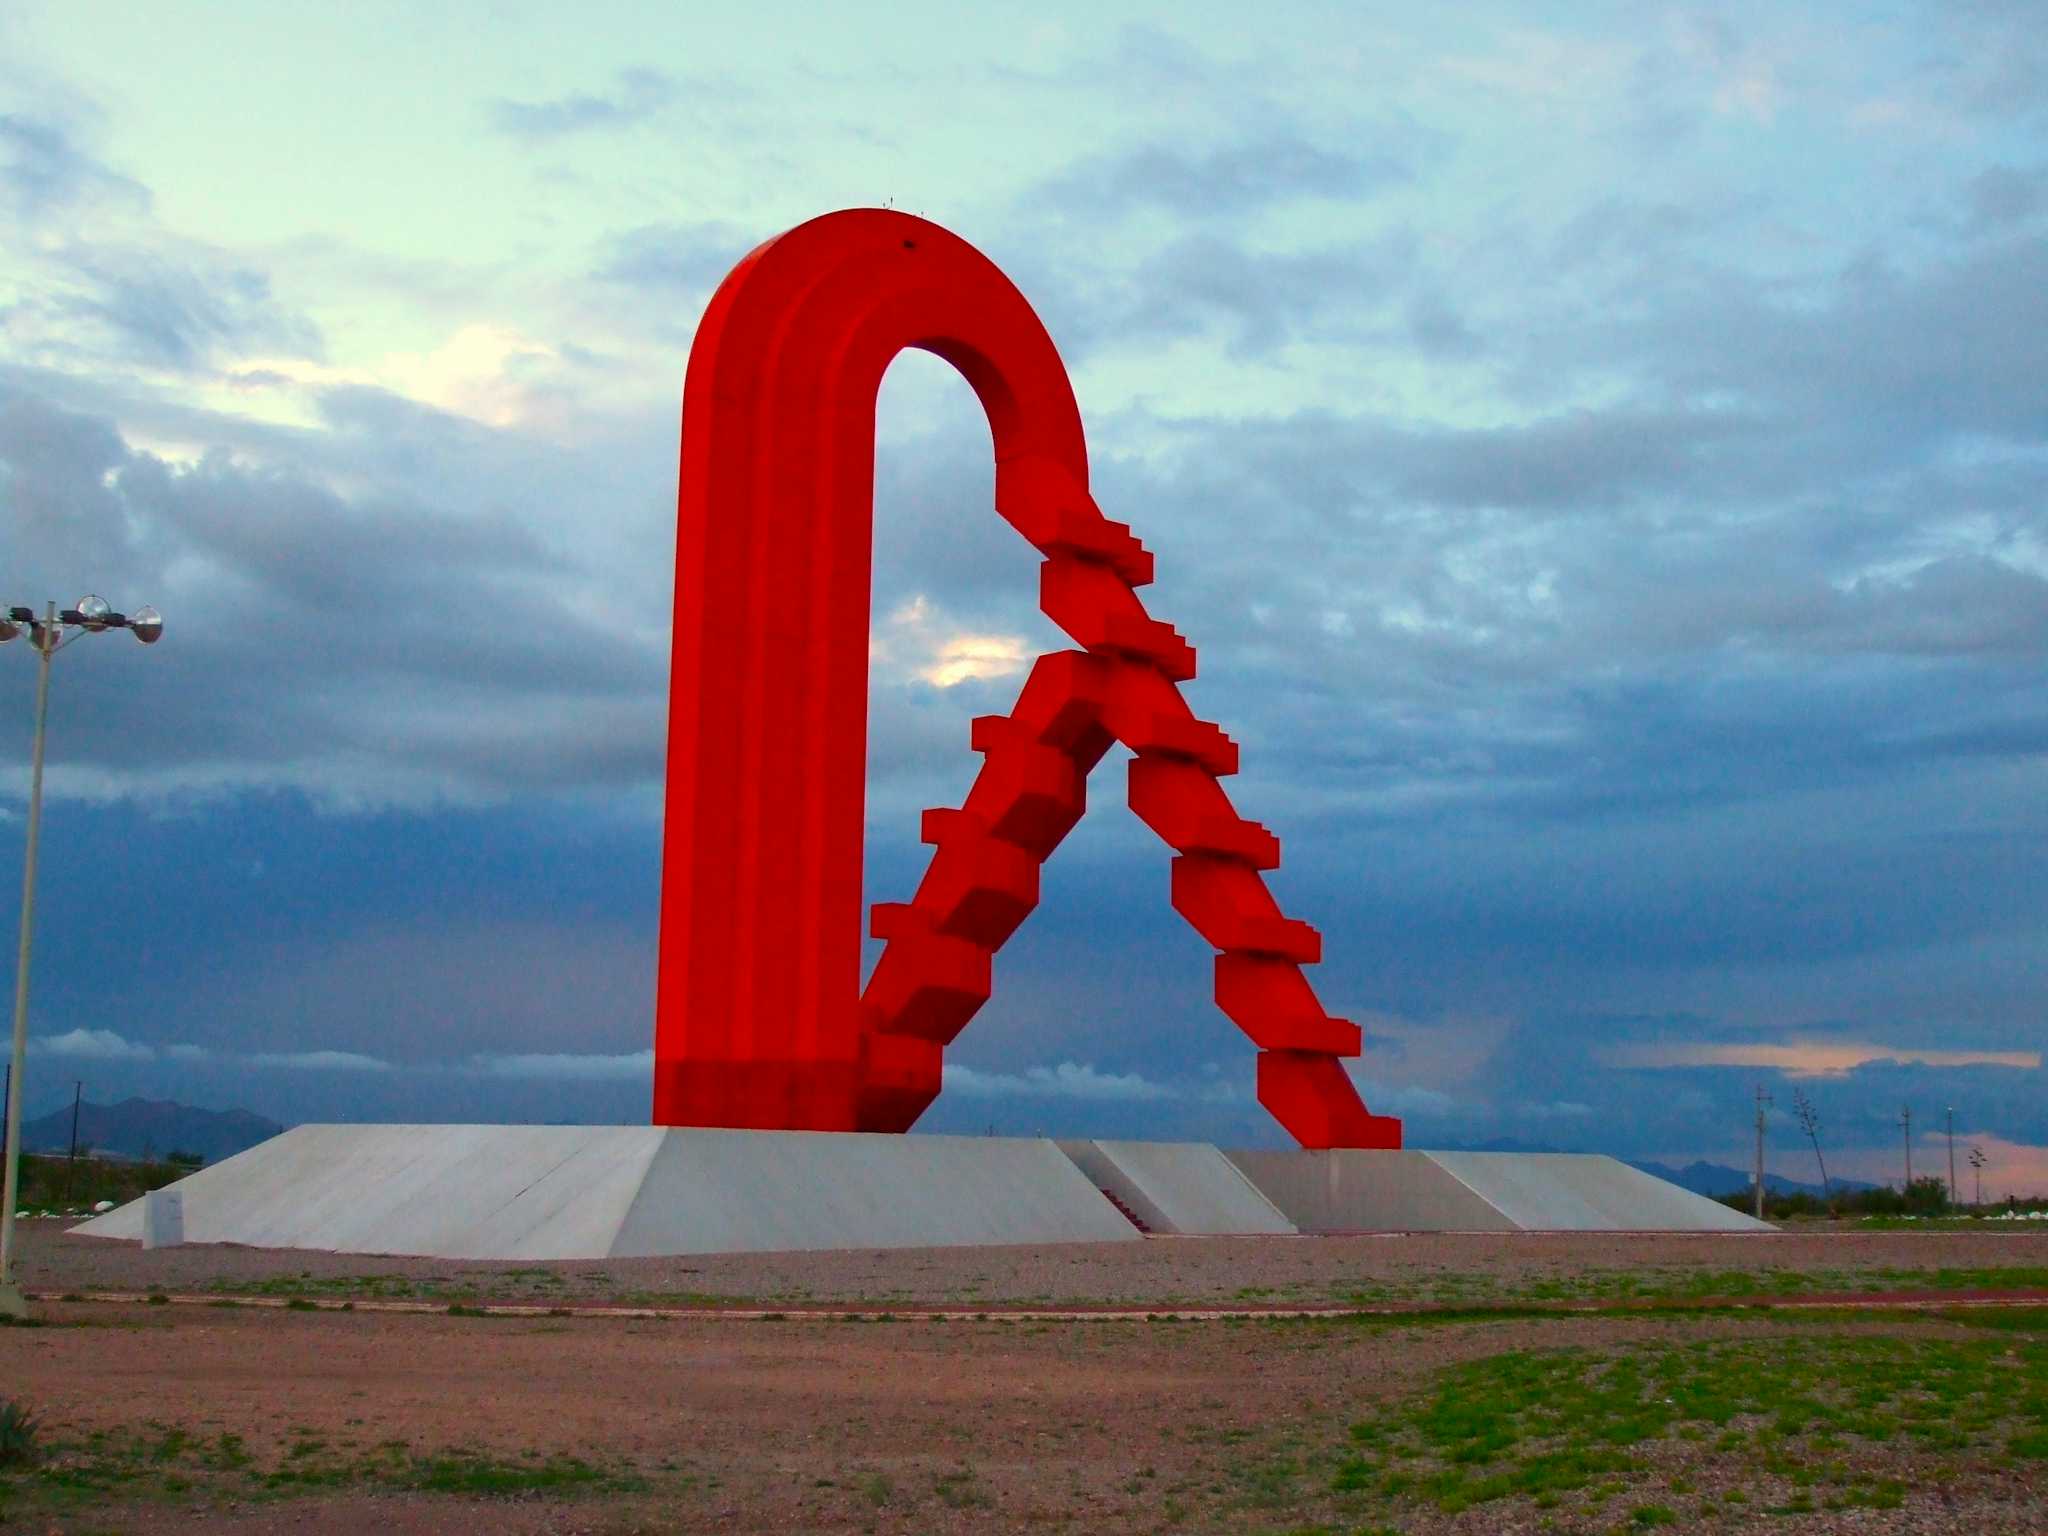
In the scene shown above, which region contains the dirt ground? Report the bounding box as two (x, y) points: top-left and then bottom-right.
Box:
(3, 1227), (2044, 1534)
(11, 1220), (2048, 1309)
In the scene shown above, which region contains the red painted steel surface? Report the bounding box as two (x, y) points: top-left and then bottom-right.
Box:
(654, 208), (1401, 1150)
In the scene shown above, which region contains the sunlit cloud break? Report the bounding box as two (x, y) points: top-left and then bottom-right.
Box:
(31, 1031), (394, 1073)
(920, 634), (1030, 688)
(245, 1050), (393, 1073)
(1605, 1041), (2042, 1078)
(870, 595), (1030, 688)
(31, 1033), (654, 1082)
(943, 1061), (1183, 1102)
(468, 1049), (655, 1081)
(29, 1028), (157, 1063)
(31, 1031), (1205, 1103)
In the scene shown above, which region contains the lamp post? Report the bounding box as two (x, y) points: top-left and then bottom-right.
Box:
(1946, 1106), (1957, 1206)
(0, 597), (161, 1319)
(1901, 1103), (1912, 1191)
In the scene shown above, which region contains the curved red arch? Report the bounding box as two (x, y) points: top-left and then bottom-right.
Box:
(655, 208), (1400, 1149)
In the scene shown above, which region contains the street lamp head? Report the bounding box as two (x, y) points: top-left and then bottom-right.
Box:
(75, 594), (111, 632)
(0, 613), (17, 644)
(129, 605), (163, 644)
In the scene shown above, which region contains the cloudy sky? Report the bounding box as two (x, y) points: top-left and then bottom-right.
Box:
(3, 2), (2044, 1191)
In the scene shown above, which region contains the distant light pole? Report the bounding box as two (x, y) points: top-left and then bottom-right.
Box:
(1900, 1103), (1912, 1191)
(0, 598), (162, 1319)
(1967, 1146), (1986, 1209)
(1946, 1106), (1957, 1205)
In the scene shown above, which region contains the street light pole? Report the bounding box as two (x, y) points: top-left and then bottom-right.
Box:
(0, 605), (56, 1316)
(1946, 1106), (1956, 1206)
(0, 597), (160, 1320)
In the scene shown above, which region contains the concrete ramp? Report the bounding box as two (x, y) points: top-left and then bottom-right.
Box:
(1228, 1150), (1770, 1233)
(1228, 1150), (1516, 1232)
(610, 1130), (1140, 1256)
(74, 1125), (1141, 1259)
(71, 1125), (668, 1259)
(1426, 1153), (1769, 1232)
(1057, 1139), (1294, 1235)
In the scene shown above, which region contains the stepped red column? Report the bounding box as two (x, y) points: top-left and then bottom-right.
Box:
(655, 208), (1400, 1149)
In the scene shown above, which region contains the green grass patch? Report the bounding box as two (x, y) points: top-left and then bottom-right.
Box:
(1334, 1263), (2048, 1311)
(0, 1401), (38, 1468)
(407, 1452), (642, 1496)
(1333, 1330), (2046, 1522)
(932, 1466), (992, 1508)
(205, 1272), (441, 1303)
(1935, 1306), (2048, 1334)
(0, 1422), (652, 1516)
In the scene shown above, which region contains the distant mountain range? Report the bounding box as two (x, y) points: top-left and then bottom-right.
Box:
(19, 1097), (283, 1164)
(1630, 1159), (1877, 1199)
(1439, 1137), (1876, 1198)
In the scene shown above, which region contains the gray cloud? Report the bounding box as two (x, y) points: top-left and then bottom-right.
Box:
(487, 69), (676, 138)
(42, 245), (323, 372)
(0, 365), (1067, 819)
(1918, 3), (2048, 123)
(1034, 135), (1407, 224)
(0, 112), (148, 218)
(0, 119), (323, 376)
(596, 221), (756, 294)
(1966, 164), (2048, 232)
(1002, 229), (1416, 365)
(0, 384), (669, 804)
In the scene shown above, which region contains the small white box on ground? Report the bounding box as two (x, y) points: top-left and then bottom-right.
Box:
(141, 1188), (183, 1249)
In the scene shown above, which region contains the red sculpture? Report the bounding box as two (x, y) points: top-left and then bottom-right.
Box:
(654, 209), (1401, 1150)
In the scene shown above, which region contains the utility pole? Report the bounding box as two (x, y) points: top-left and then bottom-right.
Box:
(1901, 1103), (1912, 1190)
(63, 1080), (83, 1204)
(1946, 1106), (1956, 1205)
(1792, 1087), (1829, 1203)
(1753, 1084), (1773, 1220)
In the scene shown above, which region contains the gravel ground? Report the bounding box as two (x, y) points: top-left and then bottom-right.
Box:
(4, 1226), (2043, 1533)
(11, 1220), (2047, 1308)
(3, 1299), (2042, 1534)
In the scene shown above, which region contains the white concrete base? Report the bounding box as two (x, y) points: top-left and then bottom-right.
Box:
(72, 1125), (1142, 1259)
(1058, 1139), (1294, 1235)
(71, 1130), (1768, 1258)
(1225, 1150), (1771, 1233)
